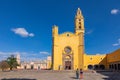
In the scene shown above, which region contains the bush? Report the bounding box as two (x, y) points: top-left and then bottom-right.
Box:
(0, 60), (10, 71)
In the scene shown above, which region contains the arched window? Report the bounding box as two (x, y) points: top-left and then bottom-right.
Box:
(67, 34), (69, 36)
(79, 26), (81, 29)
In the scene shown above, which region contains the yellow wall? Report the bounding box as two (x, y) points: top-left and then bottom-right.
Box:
(52, 31), (84, 70)
(84, 54), (107, 70)
(107, 49), (120, 63)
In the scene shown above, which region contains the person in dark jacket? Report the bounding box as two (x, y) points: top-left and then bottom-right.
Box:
(76, 68), (79, 79)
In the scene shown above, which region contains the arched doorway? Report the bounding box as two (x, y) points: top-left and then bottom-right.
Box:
(112, 64), (114, 69)
(118, 64), (120, 70)
(109, 64), (111, 69)
(65, 61), (71, 70)
(63, 55), (72, 70)
(31, 65), (34, 69)
(88, 65), (93, 70)
(63, 46), (73, 70)
(94, 65), (99, 70)
(38, 66), (40, 70)
(24, 65), (27, 69)
(64, 55), (72, 70)
(99, 65), (105, 70)
(114, 64), (117, 70)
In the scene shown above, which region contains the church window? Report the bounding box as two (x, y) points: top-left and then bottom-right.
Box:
(90, 58), (92, 60)
(67, 34), (69, 36)
(64, 47), (71, 53)
(79, 26), (81, 29)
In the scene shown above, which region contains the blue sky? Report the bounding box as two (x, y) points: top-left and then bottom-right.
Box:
(0, 0), (120, 61)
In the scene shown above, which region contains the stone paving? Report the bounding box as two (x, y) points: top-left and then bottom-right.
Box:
(0, 70), (120, 80)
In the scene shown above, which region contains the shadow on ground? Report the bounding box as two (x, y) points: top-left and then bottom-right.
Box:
(70, 77), (77, 79)
(1, 78), (36, 80)
(96, 70), (120, 80)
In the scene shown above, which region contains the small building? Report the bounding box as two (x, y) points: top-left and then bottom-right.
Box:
(20, 60), (47, 70)
(16, 56), (52, 70)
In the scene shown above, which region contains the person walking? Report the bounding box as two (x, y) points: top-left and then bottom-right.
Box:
(80, 69), (83, 79)
(76, 68), (79, 79)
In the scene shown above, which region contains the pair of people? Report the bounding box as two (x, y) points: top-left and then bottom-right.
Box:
(76, 68), (83, 79)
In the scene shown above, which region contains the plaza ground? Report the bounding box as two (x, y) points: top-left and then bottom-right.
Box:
(0, 70), (120, 80)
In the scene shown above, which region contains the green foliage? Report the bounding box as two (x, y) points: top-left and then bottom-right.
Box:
(0, 60), (10, 71)
(7, 55), (19, 70)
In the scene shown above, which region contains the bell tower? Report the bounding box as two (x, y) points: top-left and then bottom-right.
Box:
(75, 8), (85, 34)
(75, 8), (85, 69)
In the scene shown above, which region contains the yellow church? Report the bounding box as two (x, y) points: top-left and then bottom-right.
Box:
(52, 8), (120, 70)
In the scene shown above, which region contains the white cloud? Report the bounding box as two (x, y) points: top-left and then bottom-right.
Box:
(0, 52), (4, 55)
(113, 43), (119, 46)
(40, 51), (49, 55)
(0, 51), (18, 55)
(113, 39), (120, 46)
(29, 33), (34, 37)
(0, 51), (23, 61)
(0, 51), (50, 62)
(11, 28), (34, 37)
(111, 9), (120, 15)
(0, 51), (19, 61)
(86, 30), (93, 34)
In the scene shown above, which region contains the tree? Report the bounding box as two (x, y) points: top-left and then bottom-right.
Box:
(7, 55), (19, 70)
(0, 60), (10, 71)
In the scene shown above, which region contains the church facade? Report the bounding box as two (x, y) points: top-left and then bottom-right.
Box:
(52, 8), (120, 70)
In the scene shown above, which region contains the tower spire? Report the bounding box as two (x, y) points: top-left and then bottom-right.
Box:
(77, 8), (82, 15)
(75, 8), (85, 34)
